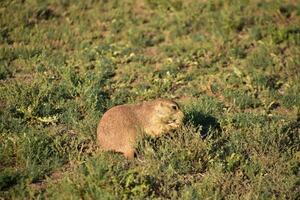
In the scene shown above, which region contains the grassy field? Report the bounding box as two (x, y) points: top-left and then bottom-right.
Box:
(0, 0), (300, 199)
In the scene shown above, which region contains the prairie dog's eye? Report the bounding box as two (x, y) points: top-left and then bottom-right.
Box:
(171, 105), (178, 110)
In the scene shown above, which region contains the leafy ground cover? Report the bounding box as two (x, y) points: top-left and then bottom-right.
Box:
(0, 0), (299, 199)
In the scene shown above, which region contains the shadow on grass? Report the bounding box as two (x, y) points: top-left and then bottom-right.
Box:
(185, 111), (221, 139)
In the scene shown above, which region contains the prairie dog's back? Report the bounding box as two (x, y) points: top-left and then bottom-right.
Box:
(97, 105), (140, 150)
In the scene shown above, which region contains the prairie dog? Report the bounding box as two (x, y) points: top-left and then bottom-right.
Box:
(97, 99), (184, 159)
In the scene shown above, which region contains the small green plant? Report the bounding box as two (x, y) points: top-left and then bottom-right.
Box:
(223, 89), (261, 109)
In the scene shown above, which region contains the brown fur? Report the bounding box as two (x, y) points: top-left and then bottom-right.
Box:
(97, 99), (184, 159)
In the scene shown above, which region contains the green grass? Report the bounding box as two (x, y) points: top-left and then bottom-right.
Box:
(0, 0), (300, 199)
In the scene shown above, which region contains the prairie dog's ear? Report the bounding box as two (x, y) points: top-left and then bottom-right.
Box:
(155, 101), (163, 108)
(157, 102), (164, 110)
(154, 101), (164, 113)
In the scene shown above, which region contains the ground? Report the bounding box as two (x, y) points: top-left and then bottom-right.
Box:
(0, 0), (299, 199)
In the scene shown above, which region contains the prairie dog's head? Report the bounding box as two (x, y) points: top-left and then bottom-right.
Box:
(152, 99), (184, 130)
